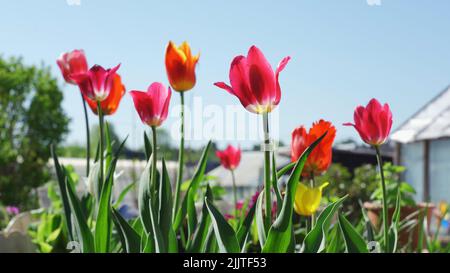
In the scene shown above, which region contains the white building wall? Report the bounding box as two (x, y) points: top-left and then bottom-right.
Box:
(429, 139), (450, 203)
(401, 142), (424, 202)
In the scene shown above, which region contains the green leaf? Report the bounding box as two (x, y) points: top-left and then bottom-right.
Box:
(159, 158), (177, 253)
(111, 208), (141, 253)
(141, 232), (155, 253)
(276, 162), (295, 178)
(173, 141), (212, 232)
(302, 195), (348, 253)
(50, 145), (73, 241)
(263, 132), (328, 253)
(271, 152), (282, 216)
(94, 136), (127, 253)
(65, 176), (94, 253)
(187, 184), (214, 253)
(138, 158), (153, 235)
(113, 181), (136, 209)
(338, 213), (369, 253)
(205, 197), (240, 253)
(105, 122), (113, 176)
(359, 200), (376, 244)
(236, 201), (257, 250)
(326, 223), (343, 253)
(255, 191), (267, 248)
(387, 188), (401, 253)
(203, 226), (217, 253)
(144, 131), (152, 161)
(137, 154), (165, 252)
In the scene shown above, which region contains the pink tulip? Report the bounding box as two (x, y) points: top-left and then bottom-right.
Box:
(71, 64), (121, 102)
(250, 190), (260, 207)
(214, 46), (291, 114)
(216, 145), (241, 170)
(236, 200), (244, 210)
(57, 49), (88, 84)
(5, 206), (20, 215)
(344, 98), (393, 146)
(129, 82), (172, 127)
(224, 213), (234, 221)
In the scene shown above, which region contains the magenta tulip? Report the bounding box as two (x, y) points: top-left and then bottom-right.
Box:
(130, 82), (172, 127)
(344, 98), (393, 146)
(5, 206), (20, 215)
(216, 145), (241, 170)
(214, 45), (290, 114)
(71, 64), (121, 102)
(57, 49), (88, 85)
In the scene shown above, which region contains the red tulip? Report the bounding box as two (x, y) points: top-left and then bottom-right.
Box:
(130, 82), (172, 127)
(83, 74), (126, 116)
(214, 45), (290, 114)
(291, 120), (336, 177)
(71, 64), (121, 102)
(216, 145), (241, 170)
(57, 49), (88, 85)
(344, 98), (393, 146)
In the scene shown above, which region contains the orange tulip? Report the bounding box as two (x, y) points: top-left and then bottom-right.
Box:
(291, 120), (336, 177)
(84, 74), (126, 115)
(165, 41), (199, 92)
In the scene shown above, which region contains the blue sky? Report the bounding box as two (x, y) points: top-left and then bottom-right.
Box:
(1, 0), (449, 150)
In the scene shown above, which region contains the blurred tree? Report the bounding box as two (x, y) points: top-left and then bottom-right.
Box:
(0, 56), (69, 209)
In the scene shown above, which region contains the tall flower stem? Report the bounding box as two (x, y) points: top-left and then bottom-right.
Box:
(310, 172), (316, 228)
(151, 126), (158, 198)
(173, 92), (185, 218)
(262, 113), (272, 227)
(375, 145), (389, 253)
(97, 101), (104, 195)
(81, 93), (90, 176)
(231, 170), (238, 219)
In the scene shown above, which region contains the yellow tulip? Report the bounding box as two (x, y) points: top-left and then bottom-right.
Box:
(294, 182), (329, 216)
(439, 201), (448, 218)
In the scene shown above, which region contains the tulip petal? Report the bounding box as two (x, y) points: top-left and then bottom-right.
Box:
(228, 55), (258, 112)
(214, 82), (235, 96)
(274, 56), (291, 105)
(247, 46), (276, 106)
(160, 87), (172, 122)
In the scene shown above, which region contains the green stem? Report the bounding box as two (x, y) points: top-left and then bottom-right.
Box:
(231, 170), (238, 220)
(262, 113), (271, 227)
(151, 126), (158, 198)
(375, 145), (389, 253)
(81, 93), (90, 177)
(173, 92), (185, 219)
(97, 101), (104, 197)
(310, 172), (316, 228)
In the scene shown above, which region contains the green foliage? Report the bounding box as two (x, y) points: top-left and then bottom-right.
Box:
(28, 182), (69, 253)
(0, 56), (69, 209)
(317, 163), (374, 217)
(318, 162), (415, 221)
(370, 163), (416, 207)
